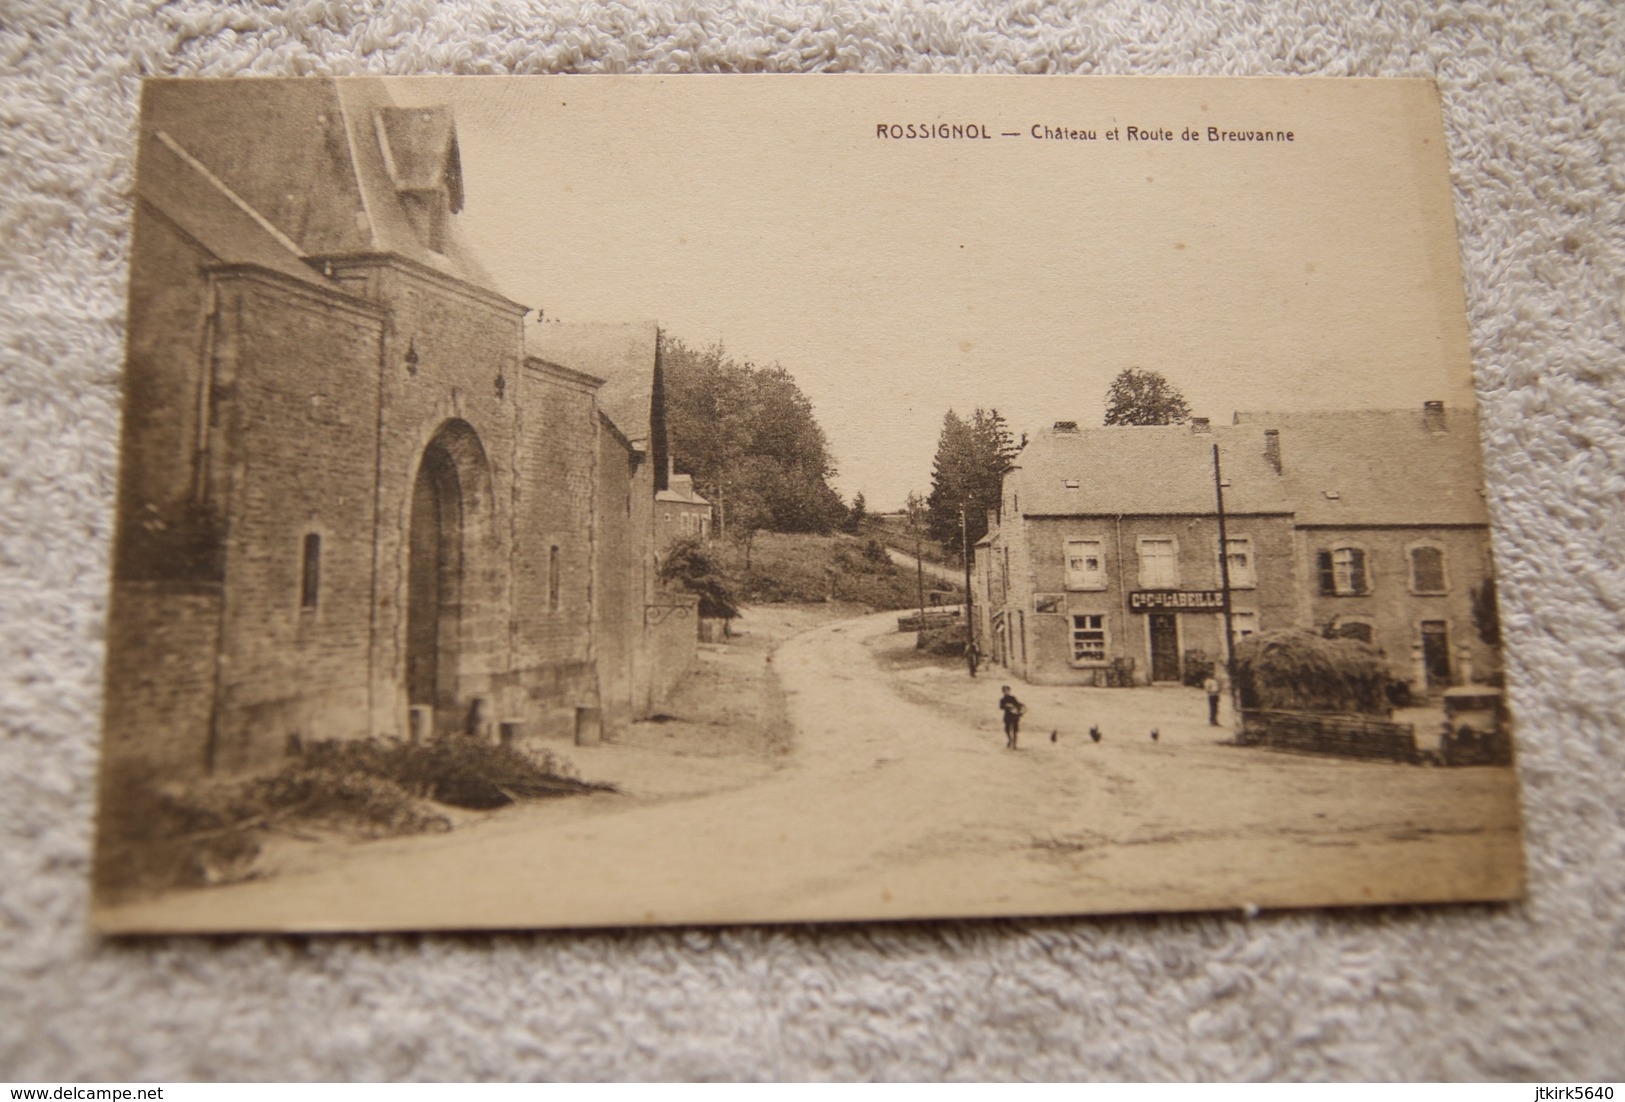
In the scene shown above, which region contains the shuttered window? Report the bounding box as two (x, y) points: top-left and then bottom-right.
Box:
(1317, 547), (1368, 596)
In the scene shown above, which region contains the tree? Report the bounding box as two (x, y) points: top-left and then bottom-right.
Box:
(845, 491), (868, 534)
(925, 407), (1019, 552)
(658, 538), (741, 622)
(661, 336), (847, 536)
(1103, 368), (1192, 426)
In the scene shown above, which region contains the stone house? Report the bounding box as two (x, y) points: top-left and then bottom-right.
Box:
(655, 472), (714, 548)
(975, 404), (1498, 693)
(101, 78), (695, 787)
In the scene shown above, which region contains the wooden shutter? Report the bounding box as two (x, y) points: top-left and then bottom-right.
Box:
(1350, 548), (1368, 594)
(1316, 550), (1334, 594)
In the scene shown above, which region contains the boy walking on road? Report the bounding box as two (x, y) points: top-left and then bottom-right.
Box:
(999, 685), (1025, 750)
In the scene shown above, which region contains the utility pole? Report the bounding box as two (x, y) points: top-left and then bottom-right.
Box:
(915, 527), (926, 622)
(960, 504), (974, 650)
(1213, 443), (1238, 721)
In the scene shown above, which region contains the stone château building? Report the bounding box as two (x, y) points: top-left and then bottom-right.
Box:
(101, 78), (696, 788)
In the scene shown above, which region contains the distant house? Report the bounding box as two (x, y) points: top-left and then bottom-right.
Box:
(656, 471), (714, 547)
(102, 78), (695, 786)
(975, 403), (1498, 693)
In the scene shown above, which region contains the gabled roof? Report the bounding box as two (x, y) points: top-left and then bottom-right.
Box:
(527, 321), (660, 450)
(135, 78), (500, 295)
(137, 130), (328, 288)
(1012, 423), (1292, 517)
(657, 474), (711, 506)
(1233, 408), (1489, 526)
(1009, 407), (1490, 528)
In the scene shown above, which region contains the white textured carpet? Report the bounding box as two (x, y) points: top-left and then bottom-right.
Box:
(2, 0), (1622, 1082)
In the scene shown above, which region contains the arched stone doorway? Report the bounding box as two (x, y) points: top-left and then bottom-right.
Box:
(405, 419), (492, 735)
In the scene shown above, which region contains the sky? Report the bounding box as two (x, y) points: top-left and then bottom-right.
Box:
(401, 76), (1478, 512)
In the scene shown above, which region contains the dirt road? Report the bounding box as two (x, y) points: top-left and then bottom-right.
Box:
(101, 609), (1522, 933)
(884, 546), (963, 589)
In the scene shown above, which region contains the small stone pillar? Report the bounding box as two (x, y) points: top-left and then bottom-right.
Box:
(575, 706), (602, 746)
(1410, 641), (1427, 695)
(1456, 643), (1474, 686)
(408, 705), (433, 742)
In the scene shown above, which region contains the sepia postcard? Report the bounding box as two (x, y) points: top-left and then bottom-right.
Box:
(93, 75), (1524, 934)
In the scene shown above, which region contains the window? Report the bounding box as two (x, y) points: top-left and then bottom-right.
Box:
(1409, 545), (1447, 594)
(1064, 539), (1106, 590)
(1332, 620), (1373, 644)
(1230, 610), (1259, 646)
(1071, 614), (1107, 663)
(300, 533), (321, 610)
(1138, 538), (1179, 588)
(1221, 537), (1255, 588)
(548, 545), (561, 611)
(1317, 547), (1369, 596)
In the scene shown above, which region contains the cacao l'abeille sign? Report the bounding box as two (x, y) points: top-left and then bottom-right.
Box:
(1129, 589), (1226, 613)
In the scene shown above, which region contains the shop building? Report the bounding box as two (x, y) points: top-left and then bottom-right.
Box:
(975, 405), (1498, 693)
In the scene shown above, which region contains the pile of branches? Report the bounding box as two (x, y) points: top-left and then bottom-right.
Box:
(1232, 629), (1390, 715)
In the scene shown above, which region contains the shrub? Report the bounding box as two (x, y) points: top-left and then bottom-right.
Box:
(917, 623), (967, 655)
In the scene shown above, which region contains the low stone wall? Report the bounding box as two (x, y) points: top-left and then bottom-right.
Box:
(1239, 708), (1419, 764)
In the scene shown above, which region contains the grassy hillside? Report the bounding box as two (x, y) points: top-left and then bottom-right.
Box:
(724, 532), (958, 612)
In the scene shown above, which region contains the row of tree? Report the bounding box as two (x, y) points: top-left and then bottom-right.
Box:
(661, 333), (1193, 554)
(661, 336), (848, 540)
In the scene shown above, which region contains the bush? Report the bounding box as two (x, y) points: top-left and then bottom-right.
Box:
(1182, 649), (1216, 688)
(98, 736), (613, 898)
(659, 538), (741, 620)
(1233, 630), (1391, 715)
(917, 623), (968, 655)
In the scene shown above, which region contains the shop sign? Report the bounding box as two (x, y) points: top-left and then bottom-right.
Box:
(1129, 589), (1225, 613)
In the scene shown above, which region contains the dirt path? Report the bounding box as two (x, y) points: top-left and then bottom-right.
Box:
(884, 546), (963, 590)
(100, 609), (1521, 933)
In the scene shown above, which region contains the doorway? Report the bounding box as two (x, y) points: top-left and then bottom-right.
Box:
(407, 442), (462, 725)
(1421, 620), (1451, 689)
(1149, 613), (1181, 682)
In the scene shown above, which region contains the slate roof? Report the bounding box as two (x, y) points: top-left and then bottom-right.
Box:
(1012, 423), (1292, 517)
(134, 78), (500, 295)
(657, 474), (711, 506)
(1234, 408), (1489, 526)
(1011, 408), (1489, 527)
(527, 321), (660, 450)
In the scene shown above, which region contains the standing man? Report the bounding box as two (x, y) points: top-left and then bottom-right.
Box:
(1204, 670), (1223, 726)
(999, 685), (1025, 750)
(965, 638), (981, 678)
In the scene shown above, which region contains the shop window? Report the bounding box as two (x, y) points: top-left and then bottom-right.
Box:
(1138, 537), (1179, 588)
(1409, 545), (1447, 594)
(1064, 539), (1106, 590)
(1221, 537), (1255, 588)
(1317, 546), (1369, 596)
(300, 533), (321, 610)
(1071, 614), (1107, 663)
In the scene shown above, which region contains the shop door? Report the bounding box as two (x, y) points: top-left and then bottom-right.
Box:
(1149, 613), (1180, 682)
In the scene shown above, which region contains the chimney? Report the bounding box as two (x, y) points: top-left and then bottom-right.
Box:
(1052, 421), (1079, 434)
(1423, 400), (1446, 432)
(1263, 428), (1282, 474)
(1190, 417), (1211, 434)
(987, 508), (999, 532)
